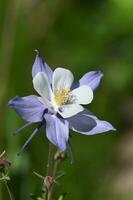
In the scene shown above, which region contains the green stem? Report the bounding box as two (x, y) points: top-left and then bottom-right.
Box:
(45, 146), (64, 200)
(53, 159), (60, 182)
(4, 180), (14, 200)
(46, 160), (59, 200)
(47, 190), (52, 200)
(50, 161), (59, 198)
(46, 143), (53, 176)
(45, 143), (53, 200)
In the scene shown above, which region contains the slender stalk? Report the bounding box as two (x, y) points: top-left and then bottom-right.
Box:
(46, 143), (53, 176)
(45, 145), (64, 200)
(47, 190), (52, 200)
(49, 159), (60, 199)
(4, 180), (14, 200)
(53, 160), (59, 181)
(45, 143), (53, 200)
(46, 159), (59, 200)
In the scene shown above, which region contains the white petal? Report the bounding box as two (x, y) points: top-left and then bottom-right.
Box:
(59, 104), (84, 118)
(33, 72), (52, 100)
(52, 68), (74, 91)
(71, 85), (93, 105)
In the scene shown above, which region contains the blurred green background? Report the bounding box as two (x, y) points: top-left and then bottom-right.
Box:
(0, 0), (133, 199)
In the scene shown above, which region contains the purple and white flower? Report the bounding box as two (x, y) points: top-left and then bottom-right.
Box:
(9, 51), (116, 153)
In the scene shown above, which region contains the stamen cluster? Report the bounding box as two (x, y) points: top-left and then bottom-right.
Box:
(53, 88), (70, 106)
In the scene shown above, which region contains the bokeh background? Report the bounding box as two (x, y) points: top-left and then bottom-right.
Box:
(0, 0), (133, 199)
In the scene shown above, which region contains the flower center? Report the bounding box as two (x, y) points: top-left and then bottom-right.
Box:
(53, 88), (70, 106)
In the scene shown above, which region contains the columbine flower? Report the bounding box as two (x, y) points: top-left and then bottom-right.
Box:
(9, 50), (115, 153)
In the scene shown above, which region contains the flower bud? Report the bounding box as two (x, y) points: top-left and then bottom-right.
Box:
(44, 176), (53, 190)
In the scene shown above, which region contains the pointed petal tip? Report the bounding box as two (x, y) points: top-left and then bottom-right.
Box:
(34, 49), (39, 54)
(32, 50), (53, 82)
(34, 49), (41, 57)
(67, 109), (116, 135)
(104, 121), (117, 133)
(94, 70), (104, 78)
(8, 100), (12, 107)
(88, 70), (103, 76)
(111, 126), (117, 132)
(8, 101), (14, 107)
(79, 70), (104, 91)
(8, 96), (18, 107)
(98, 71), (104, 77)
(8, 95), (46, 123)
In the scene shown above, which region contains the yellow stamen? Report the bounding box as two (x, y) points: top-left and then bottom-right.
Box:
(53, 88), (70, 106)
